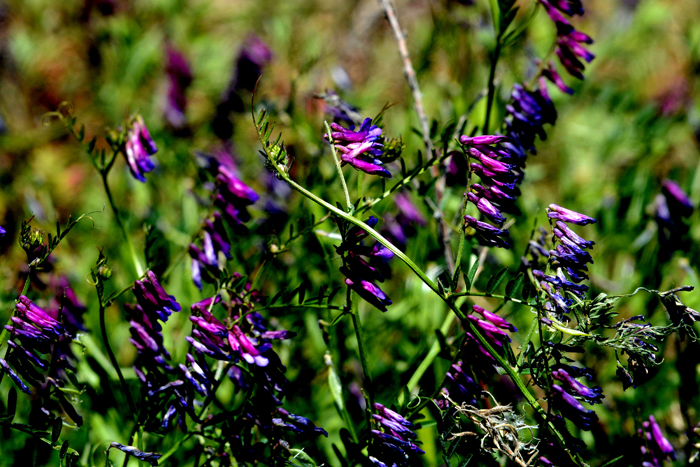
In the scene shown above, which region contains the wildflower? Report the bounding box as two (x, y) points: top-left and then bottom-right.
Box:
(369, 403), (424, 467)
(163, 46), (193, 129)
(504, 81), (557, 160)
(552, 368), (604, 404)
(124, 115), (158, 182)
(109, 443), (162, 467)
(661, 179), (694, 217)
(472, 305), (517, 332)
(234, 34), (273, 93)
(550, 384), (599, 430)
(382, 192), (427, 247)
(542, 61), (575, 94)
(444, 361), (481, 406)
(216, 165), (260, 227)
(327, 118), (390, 177)
(639, 415), (676, 466)
(337, 217), (394, 311)
(316, 89), (363, 125)
(188, 212), (232, 289)
(272, 408), (328, 437)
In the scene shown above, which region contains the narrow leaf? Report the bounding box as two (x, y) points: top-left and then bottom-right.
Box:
(465, 259), (479, 293)
(486, 268), (508, 294)
(327, 286), (342, 304)
(51, 416), (62, 443)
(328, 361), (345, 412)
(59, 441), (69, 461)
(505, 273), (524, 299)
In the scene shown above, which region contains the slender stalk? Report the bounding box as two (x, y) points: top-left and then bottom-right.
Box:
(347, 287), (375, 418)
(483, 40), (502, 134)
(325, 121), (352, 212)
(405, 311), (455, 392)
(101, 172), (144, 277)
(99, 297), (137, 420)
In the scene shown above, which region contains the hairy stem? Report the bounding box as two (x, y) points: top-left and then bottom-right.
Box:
(101, 172), (144, 277)
(325, 121), (353, 212)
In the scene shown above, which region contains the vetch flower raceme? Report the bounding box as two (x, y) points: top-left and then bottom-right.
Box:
(124, 115), (158, 182)
(639, 415), (676, 466)
(337, 217), (394, 311)
(326, 118), (390, 177)
(550, 384), (599, 431)
(369, 403), (424, 467)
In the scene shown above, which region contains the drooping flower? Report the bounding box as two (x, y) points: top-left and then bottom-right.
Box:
(163, 46), (193, 129)
(272, 408), (328, 438)
(109, 443), (162, 466)
(639, 415), (676, 466)
(444, 360), (482, 406)
(369, 403), (424, 467)
(540, 0), (595, 80)
(464, 215), (512, 249)
(124, 115), (158, 182)
(188, 212), (233, 289)
(216, 165), (260, 227)
(550, 384), (599, 430)
(327, 118), (390, 177)
(552, 368), (604, 404)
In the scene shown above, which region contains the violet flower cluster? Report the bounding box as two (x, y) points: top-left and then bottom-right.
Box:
(462, 304), (517, 374)
(540, 0), (595, 81)
(369, 403), (424, 467)
(337, 217), (394, 312)
(1, 292), (85, 425)
(442, 360), (482, 407)
(326, 118), (390, 178)
(461, 135), (517, 249)
(533, 204), (596, 316)
(654, 179), (694, 259)
(382, 191), (427, 249)
(124, 115), (158, 183)
(639, 415), (676, 466)
(163, 46), (193, 129)
(190, 152), (259, 289)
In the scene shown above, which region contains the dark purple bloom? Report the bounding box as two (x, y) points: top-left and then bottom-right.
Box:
(464, 215), (512, 249)
(272, 408), (328, 437)
(504, 81), (557, 159)
(109, 443), (162, 466)
(467, 192), (506, 224)
(0, 226), (5, 236)
(641, 415), (676, 464)
(472, 305), (517, 332)
(550, 384), (599, 430)
(163, 46), (192, 129)
(124, 116), (157, 182)
(234, 34), (273, 93)
(542, 61), (575, 94)
(337, 217), (394, 311)
(444, 360), (482, 406)
(552, 369), (604, 404)
(327, 118), (390, 177)
(547, 204), (596, 225)
(369, 403), (424, 466)
(661, 179), (694, 218)
(215, 165), (260, 227)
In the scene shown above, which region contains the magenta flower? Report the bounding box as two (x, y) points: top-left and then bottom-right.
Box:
(124, 115), (157, 182)
(547, 204), (596, 225)
(327, 118), (390, 177)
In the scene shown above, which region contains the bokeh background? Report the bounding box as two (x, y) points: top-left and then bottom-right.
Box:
(1, 0), (700, 465)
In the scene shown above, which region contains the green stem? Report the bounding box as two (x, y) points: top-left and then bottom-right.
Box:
(98, 291), (137, 420)
(348, 288), (375, 416)
(405, 311), (455, 392)
(325, 121), (353, 212)
(483, 40), (502, 135)
(101, 172), (144, 277)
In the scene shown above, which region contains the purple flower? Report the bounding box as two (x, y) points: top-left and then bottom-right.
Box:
(504, 81), (557, 159)
(547, 204), (596, 225)
(370, 403), (424, 466)
(467, 193), (506, 224)
(216, 165), (260, 227)
(444, 360), (482, 406)
(552, 369), (604, 404)
(661, 179), (694, 218)
(464, 215), (512, 249)
(550, 384), (599, 430)
(163, 46), (192, 129)
(641, 415), (676, 465)
(272, 408), (328, 437)
(109, 443), (162, 466)
(124, 115), (157, 182)
(472, 305), (517, 332)
(327, 118), (390, 177)
(235, 34), (273, 93)
(542, 61), (575, 94)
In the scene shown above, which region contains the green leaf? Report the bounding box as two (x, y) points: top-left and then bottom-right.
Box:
(327, 286), (342, 304)
(486, 268), (508, 294)
(144, 224), (170, 276)
(505, 273), (524, 299)
(51, 416), (62, 443)
(464, 258), (479, 293)
(600, 455), (625, 467)
(327, 360), (345, 412)
(59, 441), (69, 461)
(87, 136), (97, 154)
(1, 387), (17, 423)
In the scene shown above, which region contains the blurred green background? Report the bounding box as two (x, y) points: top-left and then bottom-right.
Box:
(1, 0), (700, 465)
